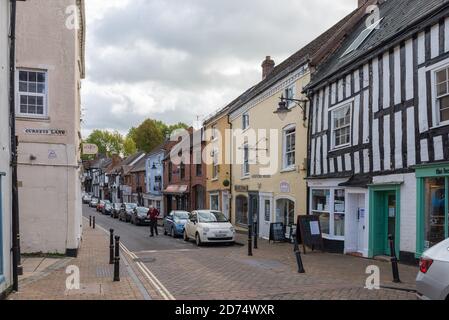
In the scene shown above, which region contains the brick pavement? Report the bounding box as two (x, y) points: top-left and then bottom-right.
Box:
(8, 225), (145, 300)
(133, 233), (418, 300)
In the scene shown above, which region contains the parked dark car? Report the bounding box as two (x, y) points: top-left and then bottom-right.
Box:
(131, 207), (151, 226)
(163, 210), (190, 238)
(103, 202), (113, 215)
(111, 203), (121, 219)
(119, 203), (137, 222)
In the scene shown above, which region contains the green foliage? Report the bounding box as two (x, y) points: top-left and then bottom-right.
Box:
(123, 136), (137, 156)
(85, 129), (124, 157)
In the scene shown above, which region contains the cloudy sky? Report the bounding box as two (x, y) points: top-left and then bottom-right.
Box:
(81, 0), (358, 137)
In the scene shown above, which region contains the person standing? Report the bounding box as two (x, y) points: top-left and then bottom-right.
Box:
(148, 205), (160, 237)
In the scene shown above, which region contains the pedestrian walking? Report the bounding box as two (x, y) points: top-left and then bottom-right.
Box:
(148, 205), (160, 237)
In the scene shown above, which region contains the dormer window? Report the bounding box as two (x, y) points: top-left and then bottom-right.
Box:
(341, 18), (383, 57)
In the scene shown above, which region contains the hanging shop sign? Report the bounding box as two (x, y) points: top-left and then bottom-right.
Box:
(82, 143), (99, 155)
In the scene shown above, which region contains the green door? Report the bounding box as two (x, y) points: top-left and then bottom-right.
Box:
(369, 186), (401, 258)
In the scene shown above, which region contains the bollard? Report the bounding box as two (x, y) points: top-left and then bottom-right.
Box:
(113, 235), (120, 282)
(247, 224), (253, 256)
(253, 221), (258, 249)
(109, 229), (114, 265)
(388, 234), (401, 283)
(89, 215), (92, 227)
(294, 250), (306, 273)
(92, 216), (96, 229)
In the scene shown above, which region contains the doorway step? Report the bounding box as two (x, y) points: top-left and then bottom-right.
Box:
(346, 252), (363, 258)
(373, 255), (391, 262)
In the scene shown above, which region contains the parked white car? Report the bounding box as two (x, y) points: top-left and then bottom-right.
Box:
(184, 210), (235, 246)
(416, 238), (449, 300)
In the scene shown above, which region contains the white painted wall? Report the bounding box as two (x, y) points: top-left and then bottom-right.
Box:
(15, 0), (84, 254)
(0, 0), (12, 294)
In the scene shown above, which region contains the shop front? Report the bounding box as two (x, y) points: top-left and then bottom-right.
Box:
(415, 162), (449, 258)
(308, 178), (369, 255)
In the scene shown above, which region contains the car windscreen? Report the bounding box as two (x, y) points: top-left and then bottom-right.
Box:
(125, 203), (137, 209)
(197, 211), (228, 223)
(136, 207), (148, 214)
(174, 212), (189, 220)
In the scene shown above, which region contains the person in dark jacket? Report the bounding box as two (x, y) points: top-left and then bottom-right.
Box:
(148, 205), (160, 237)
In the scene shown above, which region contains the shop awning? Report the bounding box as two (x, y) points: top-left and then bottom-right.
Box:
(339, 174), (373, 188)
(163, 185), (189, 195)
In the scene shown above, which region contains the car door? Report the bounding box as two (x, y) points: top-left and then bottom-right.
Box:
(186, 212), (197, 237)
(166, 212), (174, 232)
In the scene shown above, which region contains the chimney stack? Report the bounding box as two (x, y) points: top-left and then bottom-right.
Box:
(261, 56), (275, 80)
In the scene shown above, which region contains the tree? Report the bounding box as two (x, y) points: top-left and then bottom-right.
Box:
(123, 136), (137, 156)
(132, 119), (165, 153)
(85, 129), (124, 157)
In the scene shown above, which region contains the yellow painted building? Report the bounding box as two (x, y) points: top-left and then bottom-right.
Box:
(228, 59), (310, 239)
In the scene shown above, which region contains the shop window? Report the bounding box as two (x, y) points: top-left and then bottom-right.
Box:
(210, 194), (219, 211)
(236, 195), (248, 226)
(264, 200), (271, 222)
(423, 177), (447, 250)
(311, 189), (346, 238)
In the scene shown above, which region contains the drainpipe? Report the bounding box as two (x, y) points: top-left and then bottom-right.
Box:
(227, 114), (233, 224)
(9, 0), (23, 292)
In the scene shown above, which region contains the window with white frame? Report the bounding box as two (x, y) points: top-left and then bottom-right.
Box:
(212, 148), (219, 180)
(284, 85), (295, 108)
(311, 189), (345, 239)
(17, 69), (48, 117)
(331, 103), (352, 149)
(283, 125), (296, 169)
(435, 67), (449, 124)
(210, 194), (219, 211)
(242, 144), (250, 177)
(211, 125), (218, 140)
(242, 112), (250, 130)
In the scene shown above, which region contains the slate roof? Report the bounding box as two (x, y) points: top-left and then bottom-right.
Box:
(130, 154), (148, 173)
(307, 0), (449, 90)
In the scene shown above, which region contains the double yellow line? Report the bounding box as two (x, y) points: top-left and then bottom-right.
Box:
(119, 242), (176, 300)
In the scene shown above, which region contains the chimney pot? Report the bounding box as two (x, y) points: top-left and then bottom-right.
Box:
(261, 56), (275, 80)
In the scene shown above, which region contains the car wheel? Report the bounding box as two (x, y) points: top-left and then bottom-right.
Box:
(183, 230), (189, 242)
(195, 233), (202, 247)
(171, 227), (175, 238)
(164, 227), (168, 236)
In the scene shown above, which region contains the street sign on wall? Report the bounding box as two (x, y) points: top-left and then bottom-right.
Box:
(82, 143), (98, 155)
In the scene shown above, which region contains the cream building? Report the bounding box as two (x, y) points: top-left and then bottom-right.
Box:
(0, 0), (12, 296)
(228, 15), (356, 239)
(15, 0), (86, 255)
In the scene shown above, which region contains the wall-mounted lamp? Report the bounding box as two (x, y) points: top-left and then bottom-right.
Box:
(275, 95), (308, 122)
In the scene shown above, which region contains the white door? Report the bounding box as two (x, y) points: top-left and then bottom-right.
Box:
(259, 197), (271, 239)
(222, 192), (229, 219)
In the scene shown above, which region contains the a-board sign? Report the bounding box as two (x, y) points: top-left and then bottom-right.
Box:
(297, 215), (324, 253)
(269, 222), (285, 243)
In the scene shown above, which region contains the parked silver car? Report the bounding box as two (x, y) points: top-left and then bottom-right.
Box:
(416, 238), (449, 300)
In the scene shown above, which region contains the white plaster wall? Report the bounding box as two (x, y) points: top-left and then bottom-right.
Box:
(373, 173), (417, 254)
(0, 0), (12, 293)
(14, 0), (83, 254)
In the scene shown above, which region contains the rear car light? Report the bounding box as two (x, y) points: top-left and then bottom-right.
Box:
(419, 258), (433, 274)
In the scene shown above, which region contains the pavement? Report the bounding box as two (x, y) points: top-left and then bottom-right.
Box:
(7, 204), (420, 300)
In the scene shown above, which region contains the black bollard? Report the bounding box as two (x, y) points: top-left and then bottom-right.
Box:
(89, 216), (92, 227)
(113, 235), (120, 282)
(92, 216), (96, 229)
(253, 221), (258, 249)
(294, 250), (306, 273)
(109, 229), (114, 265)
(248, 224), (253, 256)
(388, 234), (401, 283)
